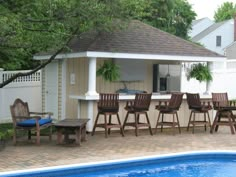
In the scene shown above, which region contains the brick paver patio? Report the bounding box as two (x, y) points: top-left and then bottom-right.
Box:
(1, 127), (236, 173)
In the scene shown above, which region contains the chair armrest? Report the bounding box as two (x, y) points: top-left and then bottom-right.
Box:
(126, 101), (134, 107)
(29, 112), (53, 116)
(229, 100), (236, 106)
(212, 101), (220, 109)
(15, 115), (41, 120)
(156, 100), (169, 110)
(212, 101), (229, 110)
(158, 100), (169, 106)
(200, 101), (212, 109)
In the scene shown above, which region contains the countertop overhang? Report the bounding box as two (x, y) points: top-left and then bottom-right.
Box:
(69, 93), (212, 101)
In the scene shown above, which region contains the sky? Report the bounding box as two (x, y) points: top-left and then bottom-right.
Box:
(187, 0), (236, 20)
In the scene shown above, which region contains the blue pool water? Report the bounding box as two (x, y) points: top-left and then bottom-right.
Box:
(1, 151), (236, 177)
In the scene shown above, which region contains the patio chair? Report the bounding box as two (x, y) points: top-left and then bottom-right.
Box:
(123, 93), (153, 136)
(10, 98), (53, 145)
(211, 92), (236, 134)
(186, 93), (212, 133)
(92, 93), (124, 138)
(155, 93), (184, 134)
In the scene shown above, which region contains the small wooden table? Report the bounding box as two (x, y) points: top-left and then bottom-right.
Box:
(54, 118), (89, 145)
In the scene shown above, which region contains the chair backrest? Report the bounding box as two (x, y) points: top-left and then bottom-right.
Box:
(133, 93), (152, 111)
(10, 98), (30, 127)
(186, 93), (201, 109)
(212, 92), (229, 108)
(168, 93), (184, 110)
(97, 93), (119, 112)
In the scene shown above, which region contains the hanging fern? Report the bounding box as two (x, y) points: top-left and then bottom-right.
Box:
(186, 63), (212, 82)
(97, 60), (120, 82)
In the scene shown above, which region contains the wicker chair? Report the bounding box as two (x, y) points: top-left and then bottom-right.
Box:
(186, 93), (212, 133)
(10, 98), (53, 145)
(155, 93), (184, 134)
(123, 93), (153, 136)
(92, 93), (124, 138)
(211, 92), (236, 134)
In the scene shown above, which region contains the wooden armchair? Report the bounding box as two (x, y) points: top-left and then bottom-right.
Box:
(123, 93), (153, 136)
(211, 92), (236, 134)
(92, 93), (124, 138)
(186, 93), (212, 133)
(10, 98), (53, 145)
(155, 93), (184, 134)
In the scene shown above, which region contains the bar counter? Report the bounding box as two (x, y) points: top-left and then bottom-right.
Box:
(70, 93), (213, 132)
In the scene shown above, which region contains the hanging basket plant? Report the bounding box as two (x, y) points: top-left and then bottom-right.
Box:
(186, 63), (212, 82)
(96, 60), (120, 82)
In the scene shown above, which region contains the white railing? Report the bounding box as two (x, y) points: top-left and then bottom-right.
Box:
(1, 70), (41, 83)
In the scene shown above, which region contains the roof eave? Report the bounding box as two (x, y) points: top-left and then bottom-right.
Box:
(34, 51), (226, 62)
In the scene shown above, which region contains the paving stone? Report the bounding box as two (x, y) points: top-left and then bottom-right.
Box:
(1, 128), (236, 172)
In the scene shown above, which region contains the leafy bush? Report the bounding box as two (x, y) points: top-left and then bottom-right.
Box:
(0, 129), (13, 140)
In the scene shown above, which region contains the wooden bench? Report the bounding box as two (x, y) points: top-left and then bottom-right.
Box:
(54, 118), (89, 146)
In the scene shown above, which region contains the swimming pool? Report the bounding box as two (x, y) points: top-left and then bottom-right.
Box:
(1, 151), (236, 177)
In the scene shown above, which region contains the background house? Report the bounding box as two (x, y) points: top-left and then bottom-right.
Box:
(189, 17), (214, 38)
(190, 18), (235, 55)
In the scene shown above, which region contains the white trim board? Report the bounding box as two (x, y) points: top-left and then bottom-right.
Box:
(34, 51), (225, 62)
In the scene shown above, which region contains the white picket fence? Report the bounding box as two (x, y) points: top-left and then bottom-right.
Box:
(0, 69), (42, 123)
(211, 60), (236, 99)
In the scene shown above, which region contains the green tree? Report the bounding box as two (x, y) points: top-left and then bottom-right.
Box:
(214, 2), (236, 22)
(0, 0), (129, 70)
(141, 0), (196, 39)
(172, 0), (197, 39)
(0, 0), (145, 87)
(118, 0), (151, 20)
(0, 0), (196, 87)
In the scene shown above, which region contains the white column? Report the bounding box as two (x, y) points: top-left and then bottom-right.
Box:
(85, 57), (98, 96)
(205, 62), (213, 94)
(86, 101), (94, 132)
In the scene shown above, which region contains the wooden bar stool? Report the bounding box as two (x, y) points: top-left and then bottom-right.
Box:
(92, 93), (124, 138)
(123, 93), (153, 136)
(186, 93), (212, 133)
(211, 92), (236, 134)
(155, 93), (184, 134)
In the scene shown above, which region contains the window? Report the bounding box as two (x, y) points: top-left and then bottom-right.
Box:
(216, 36), (221, 47)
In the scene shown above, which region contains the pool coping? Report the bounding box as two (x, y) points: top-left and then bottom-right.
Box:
(1, 150), (236, 176)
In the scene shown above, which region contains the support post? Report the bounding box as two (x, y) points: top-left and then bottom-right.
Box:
(87, 101), (94, 132)
(86, 57), (98, 96)
(205, 62), (213, 94)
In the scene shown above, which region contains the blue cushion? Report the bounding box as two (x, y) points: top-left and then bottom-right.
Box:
(17, 118), (52, 127)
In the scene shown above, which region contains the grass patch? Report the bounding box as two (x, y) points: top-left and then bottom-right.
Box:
(0, 123), (13, 132)
(0, 123), (13, 140)
(0, 122), (56, 139)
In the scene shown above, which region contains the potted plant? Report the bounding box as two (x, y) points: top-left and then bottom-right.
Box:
(96, 60), (120, 82)
(186, 63), (212, 82)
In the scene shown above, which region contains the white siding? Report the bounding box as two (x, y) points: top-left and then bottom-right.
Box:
(225, 42), (236, 59)
(198, 20), (234, 55)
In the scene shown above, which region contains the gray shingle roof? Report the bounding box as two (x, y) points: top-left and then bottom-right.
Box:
(68, 20), (222, 58)
(192, 18), (207, 26)
(192, 20), (229, 42)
